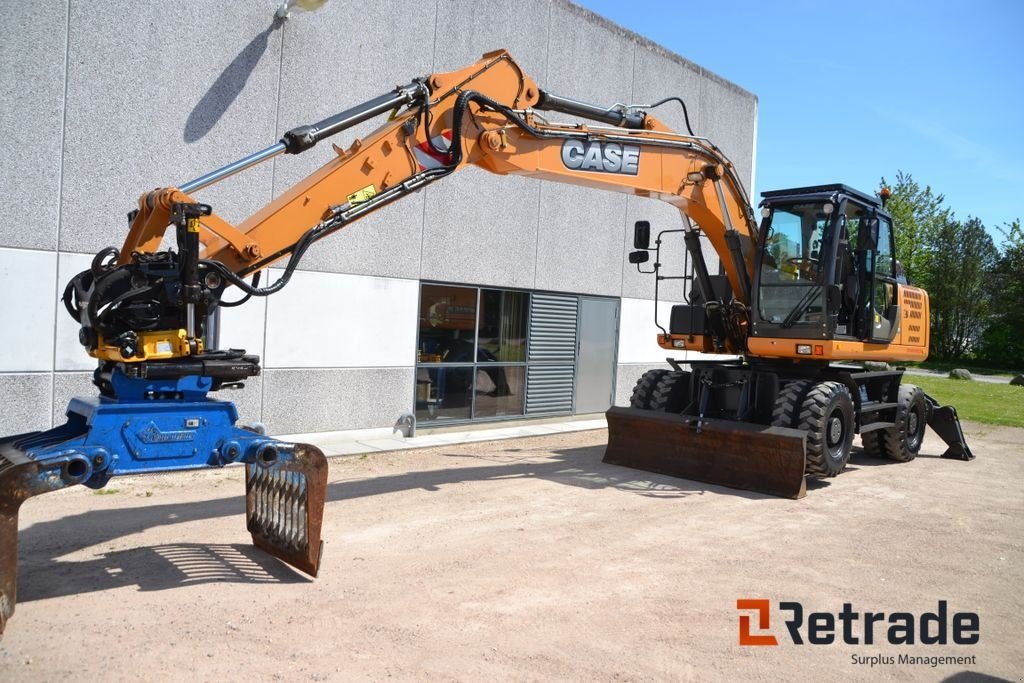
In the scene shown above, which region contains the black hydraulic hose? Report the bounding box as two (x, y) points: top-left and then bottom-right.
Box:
(219, 271), (261, 307)
(646, 96), (696, 136)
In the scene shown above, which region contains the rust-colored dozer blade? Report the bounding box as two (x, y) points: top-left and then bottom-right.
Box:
(246, 442), (328, 577)
(603, 407), (809, 499)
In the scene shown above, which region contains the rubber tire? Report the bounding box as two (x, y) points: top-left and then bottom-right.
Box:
(862, 383), (927, 462)
(629, 369), (670, 410)
(771, 379), (813, 429)
(649, 371), (691, 414)
(796, 381), (855, 478)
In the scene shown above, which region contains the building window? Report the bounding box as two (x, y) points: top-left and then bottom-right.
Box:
(415, 284), (617, 425)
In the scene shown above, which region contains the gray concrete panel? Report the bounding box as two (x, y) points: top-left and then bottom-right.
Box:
(621, 195), (689, 301)
(421, 168), (540, 289)
(433, 0), (550, 80)
(545, 2), (636, 113)
(219, 375), (264, 427)
(262, 367), (415, 434)
(59, 3), (282, 254)
(631, 45), (703, 136)
(535, 183), (626, 297)
(269, 1), (436, 279)
(699, 74), (757, 194)
(0, 4), (66, 250)
(0, 373), (52, 434)
(51, 371), (95, 428)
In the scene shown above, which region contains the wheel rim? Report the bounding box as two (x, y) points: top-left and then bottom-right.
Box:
(826, 410), (847, 460)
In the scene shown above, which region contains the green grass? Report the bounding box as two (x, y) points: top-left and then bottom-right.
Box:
(906, 375), (1024, 427)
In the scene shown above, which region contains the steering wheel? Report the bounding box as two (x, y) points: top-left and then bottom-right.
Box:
(784, 257), (820, 279)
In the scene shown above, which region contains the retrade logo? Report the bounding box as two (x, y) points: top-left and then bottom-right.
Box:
(736, 599), (980, 646)
(737, 599), (778, 646)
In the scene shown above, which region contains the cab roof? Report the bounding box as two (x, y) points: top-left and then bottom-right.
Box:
(760, 184), (881, 208)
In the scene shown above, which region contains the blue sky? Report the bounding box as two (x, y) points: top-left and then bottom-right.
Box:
(577, 0), (1024, 240)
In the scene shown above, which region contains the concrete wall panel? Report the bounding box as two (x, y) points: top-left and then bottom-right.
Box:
(0, 373), (52, 434)
(699, 74), (758, 194)
(617, 297), (686, 365)
(421, 169), (540, 289)
(0, 3), (66, 251)
(0, 248), (56, 372)
(263, 271), (418, 369)
(433, 0), (550, 79)
(535, 184), (626, 297)
(58, 2), (282, 254)
(269, 1), (436, 280)
(51, 371), (95, 428)
(631, 45), (704, 137)
(261, 366), (415, 434)
(55, 252), (94, 371)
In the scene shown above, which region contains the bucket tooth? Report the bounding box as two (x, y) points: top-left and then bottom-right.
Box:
(603, 406), (808, 499)
(245, 442), (328, 577)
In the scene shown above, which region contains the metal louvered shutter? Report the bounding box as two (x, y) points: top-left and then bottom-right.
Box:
(526, 294), (578, 414)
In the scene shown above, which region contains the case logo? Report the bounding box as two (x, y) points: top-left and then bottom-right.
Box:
(561, 139), (640, 175)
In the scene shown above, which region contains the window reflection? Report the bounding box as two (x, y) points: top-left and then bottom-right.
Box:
(478, 289), (527, 362)
(418, 284), (476, 363)
(415, 366), (473, 422)
(416, 284), (530, 422)
(473, 366), (525, 418)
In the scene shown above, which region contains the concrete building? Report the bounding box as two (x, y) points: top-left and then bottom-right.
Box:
(0, 1), (757, 437)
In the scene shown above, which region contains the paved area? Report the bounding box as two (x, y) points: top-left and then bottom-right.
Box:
(1, 422), (1020, 681)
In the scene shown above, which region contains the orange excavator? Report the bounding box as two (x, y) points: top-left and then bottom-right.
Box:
(0, 50), (972, 632)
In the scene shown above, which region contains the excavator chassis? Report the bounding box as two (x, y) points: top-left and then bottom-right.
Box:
(604, 364), (973, 499)
(0, 376), (327, 634)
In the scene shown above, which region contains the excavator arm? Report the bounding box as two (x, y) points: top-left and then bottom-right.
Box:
(73, 50), (758, 370)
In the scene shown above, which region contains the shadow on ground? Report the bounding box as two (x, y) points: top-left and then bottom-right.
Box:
(17, 439), (924, 603)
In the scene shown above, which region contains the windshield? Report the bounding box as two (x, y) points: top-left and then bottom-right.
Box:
(758, 202), (832, 325)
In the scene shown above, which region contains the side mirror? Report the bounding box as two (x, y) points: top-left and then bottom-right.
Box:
(628, 250), (650, 264)
(633, 220), (651, 249)
(858, 217), (879, 251)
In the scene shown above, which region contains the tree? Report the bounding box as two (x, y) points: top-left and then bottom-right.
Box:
(926, 217), (998, 360)
(879, 171), (950, 286)
(978, 220), (1024, 368)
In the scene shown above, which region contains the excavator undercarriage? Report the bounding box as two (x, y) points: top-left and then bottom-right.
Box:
(605, 361), (973, 499)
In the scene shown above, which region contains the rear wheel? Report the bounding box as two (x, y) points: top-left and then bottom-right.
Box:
(866, 383), (927, 462)
(796, 381), (855, 477)
(650, 371), (691, 414)
(630, 369), (670, 409)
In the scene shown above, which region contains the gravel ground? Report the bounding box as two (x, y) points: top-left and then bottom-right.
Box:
(1, 421), (1020, 681)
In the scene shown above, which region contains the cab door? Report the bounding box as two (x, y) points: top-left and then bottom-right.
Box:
(866, 216), (899, 343)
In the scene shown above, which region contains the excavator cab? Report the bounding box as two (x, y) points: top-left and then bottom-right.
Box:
(752, 184), (900, 345)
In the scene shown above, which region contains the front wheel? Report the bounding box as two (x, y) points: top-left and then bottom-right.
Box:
(797, 381), (855, 477)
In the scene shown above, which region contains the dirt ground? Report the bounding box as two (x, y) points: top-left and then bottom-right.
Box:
(1, 421), (1021, 681)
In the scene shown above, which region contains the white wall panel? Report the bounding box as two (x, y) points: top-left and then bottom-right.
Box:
(55, 252), (94, 371)
(616, 297), (688, 365)
(264, 270), (418, 369)
(0, 248), (57, 372)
